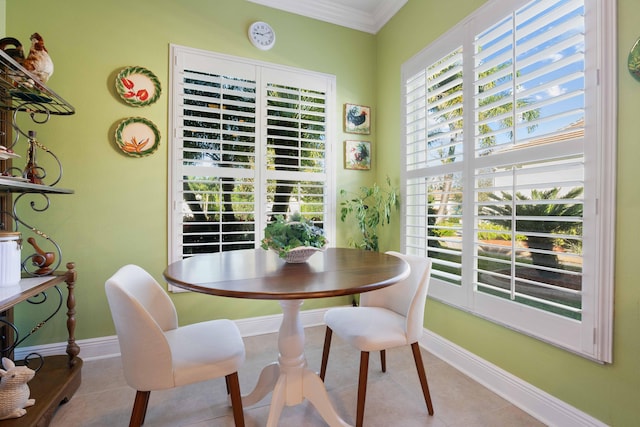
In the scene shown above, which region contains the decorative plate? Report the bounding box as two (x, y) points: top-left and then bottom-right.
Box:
(629, 38), (640, 82)
(115, 66), (161, 107)
(0, 146), (20, 160)
(115, 117), (160, 157)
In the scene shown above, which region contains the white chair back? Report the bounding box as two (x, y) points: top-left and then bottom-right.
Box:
(360, 251), (432, 343)
(105, 264), (179, 390)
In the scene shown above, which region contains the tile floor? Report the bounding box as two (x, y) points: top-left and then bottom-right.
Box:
(49, 326), (545, 426)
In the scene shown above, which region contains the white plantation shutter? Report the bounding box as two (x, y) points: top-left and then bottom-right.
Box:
(405, 46), (465, 292)
(401, 0), (615, 362)
(263, 72), (329, 222)
(170, 46), (335, 261)
(405, 47), (464, 171)
(474, 0), (585, 158)
(474, 155), (585, 319)
(172, 52), (258, 256)
(472, 0), (587, 322)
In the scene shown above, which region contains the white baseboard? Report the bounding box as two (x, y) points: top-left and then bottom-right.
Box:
(14, 308), (604, 427)
(420, 329), (607, 427)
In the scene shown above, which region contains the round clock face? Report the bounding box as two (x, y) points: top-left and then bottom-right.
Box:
(248, 21), (276, 50)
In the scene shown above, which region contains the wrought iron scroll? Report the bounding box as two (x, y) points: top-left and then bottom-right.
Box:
(0, 98), (66, 276)
(0, 285), (63, 371)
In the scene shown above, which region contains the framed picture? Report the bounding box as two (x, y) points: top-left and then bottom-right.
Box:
(344, 103), (371, 134)
(344, 140), (371, 170)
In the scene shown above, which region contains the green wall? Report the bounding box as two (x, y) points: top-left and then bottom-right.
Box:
(0, 1), (5, 37)
(5, 0), (639, 425)
(4, 0), (376, 339)
(375, 1), (640, 425)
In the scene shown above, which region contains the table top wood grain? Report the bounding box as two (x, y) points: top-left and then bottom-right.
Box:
(163, 248), (409, 300)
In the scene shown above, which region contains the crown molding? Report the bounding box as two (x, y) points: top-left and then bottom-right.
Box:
(247, 0), (407, 34)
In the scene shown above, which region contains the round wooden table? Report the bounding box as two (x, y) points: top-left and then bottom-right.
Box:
(163, 248), (410, 427)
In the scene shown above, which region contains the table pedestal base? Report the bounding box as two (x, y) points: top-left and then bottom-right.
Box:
(242, 300), (350, 427)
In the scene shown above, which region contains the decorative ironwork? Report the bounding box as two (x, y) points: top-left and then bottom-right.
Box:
(0, 50), (74, 276)
(0, 50), (74, 116)
(0, 285), (63, 369)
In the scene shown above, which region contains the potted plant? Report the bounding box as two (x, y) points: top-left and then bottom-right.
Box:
(261, 213), (328, 262)
(339, 176), (400, 252)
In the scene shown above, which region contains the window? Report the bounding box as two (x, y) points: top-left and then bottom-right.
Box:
(401, 0), (616, 362)
(169, 45), (336, 263)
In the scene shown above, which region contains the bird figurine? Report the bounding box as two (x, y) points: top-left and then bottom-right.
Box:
(22, 33), (53, 85)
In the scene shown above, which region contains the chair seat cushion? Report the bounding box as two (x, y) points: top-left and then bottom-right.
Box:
(324, 306), (408, 352)
(165, 319), (246, 387)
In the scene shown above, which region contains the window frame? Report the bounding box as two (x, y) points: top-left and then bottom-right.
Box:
(168, 45), (337, 266)
(400, 0), (616, 362)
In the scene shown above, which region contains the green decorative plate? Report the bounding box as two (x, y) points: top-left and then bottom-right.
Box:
(115, 66), (161, 107)
(115, 117), (160, 157)
(628, 38), (640, 82)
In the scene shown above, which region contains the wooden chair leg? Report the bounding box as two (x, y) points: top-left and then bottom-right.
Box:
(380, 349), (386, 372)
(411, 342), (434, 415)
(129, 390), (150, 427)
(226, 372), (245, 427)
(319, 327), (333, 381)
(356, 351), (370, 427)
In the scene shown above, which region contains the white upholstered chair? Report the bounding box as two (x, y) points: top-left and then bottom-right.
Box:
(319, 251), (434, 427)
(105, 264), (246, 427)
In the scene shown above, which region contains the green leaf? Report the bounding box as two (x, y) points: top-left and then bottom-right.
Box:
(338, 176), (400, 252)
(261, 214), (328, 258)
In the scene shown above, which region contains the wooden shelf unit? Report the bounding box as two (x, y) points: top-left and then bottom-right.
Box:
(0, 47), (80, 427)
(0, 266), (81, 427)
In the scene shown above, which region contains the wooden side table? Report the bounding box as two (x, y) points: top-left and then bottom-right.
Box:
(0, 263), (81, 427)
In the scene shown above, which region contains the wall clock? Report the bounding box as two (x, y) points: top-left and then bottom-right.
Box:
(248, 21), (276, 51)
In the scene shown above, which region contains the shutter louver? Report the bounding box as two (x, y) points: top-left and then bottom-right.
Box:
(264, 82), (328, 225)
(475, 155), (584, 319)
(181, 176), (256, 255)
(179, 68), (258, 255)
(266, 83), (326, 175)
(182, 70), (257, 169)
(406, 47), (464, 172)
(472, 0), (585, 319)
(405, 47), (465, 286)
(405, 173), (463, 286)
(474, 0), (584, 158)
